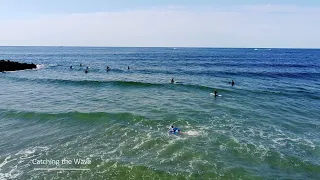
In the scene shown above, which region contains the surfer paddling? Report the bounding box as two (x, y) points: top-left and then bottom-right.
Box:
(84, 66), (89, 73)
(169, 126), (184, 135)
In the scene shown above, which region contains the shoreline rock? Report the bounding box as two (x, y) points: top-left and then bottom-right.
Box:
(0, 60), (37, 72)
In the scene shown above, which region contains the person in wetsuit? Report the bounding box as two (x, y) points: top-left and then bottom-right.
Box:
(214, 90), (218, 97)
(229, 80), (235, 86)
(169, 126), (181, 134)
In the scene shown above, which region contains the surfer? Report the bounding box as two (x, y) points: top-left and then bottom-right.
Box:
(214, 90), (218, 97)
(106, 66), (110, 71)
(171, 78), (174, 84)
(70, 66), (73, 69)
(127, 66), (130, 70)
(85, 69), (88, 73)
(229, 80), (235, 86)
(169, 126), (182, 134)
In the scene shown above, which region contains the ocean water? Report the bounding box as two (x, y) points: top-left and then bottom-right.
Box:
(0, 46), (319, 179)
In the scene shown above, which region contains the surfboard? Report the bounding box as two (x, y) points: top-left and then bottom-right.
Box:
(210, 93), (222, 97)
(170, 81), (182, 84)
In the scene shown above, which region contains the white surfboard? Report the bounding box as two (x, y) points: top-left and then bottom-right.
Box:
(210, 93), (222, 97)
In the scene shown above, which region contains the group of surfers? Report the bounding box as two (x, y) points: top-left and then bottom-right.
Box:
(71, 65), (236, 93)
(70, 64), (130, 74)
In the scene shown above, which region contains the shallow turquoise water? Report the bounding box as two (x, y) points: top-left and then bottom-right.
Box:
(0, 47), (319, 179)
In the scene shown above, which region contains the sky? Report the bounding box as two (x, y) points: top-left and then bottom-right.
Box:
(0, 0), (319, 48)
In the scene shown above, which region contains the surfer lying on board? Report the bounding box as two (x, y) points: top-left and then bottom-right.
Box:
(169, 126), (184, 134)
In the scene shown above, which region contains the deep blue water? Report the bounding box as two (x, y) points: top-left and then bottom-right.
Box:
(0, 47), (319, 179)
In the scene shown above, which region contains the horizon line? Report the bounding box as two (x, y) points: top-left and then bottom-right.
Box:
(0, 45), (319, 50)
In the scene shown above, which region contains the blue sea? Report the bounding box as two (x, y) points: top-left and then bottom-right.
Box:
(0, 47), (319, 179)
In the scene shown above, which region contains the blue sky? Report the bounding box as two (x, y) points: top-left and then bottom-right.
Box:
(0, 0), (319, 47)
(1, 0), (320, 15)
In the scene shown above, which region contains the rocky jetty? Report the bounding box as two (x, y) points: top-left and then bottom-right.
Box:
(0, 60), (37, 72)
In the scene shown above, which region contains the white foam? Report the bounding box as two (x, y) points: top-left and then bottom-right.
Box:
(15, 146), (49, 156)
(48, 64), (58, 67)
(36, 64), (45, 69)
(0, 156), (21, 180)
(0, 156), (11, 168)
(184, 131), (200, 136)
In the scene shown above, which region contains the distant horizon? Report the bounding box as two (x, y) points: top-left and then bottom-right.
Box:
(0, 45), (319, 50)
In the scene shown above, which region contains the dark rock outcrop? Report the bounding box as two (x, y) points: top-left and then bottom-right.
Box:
(0, 60), (37, 72)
